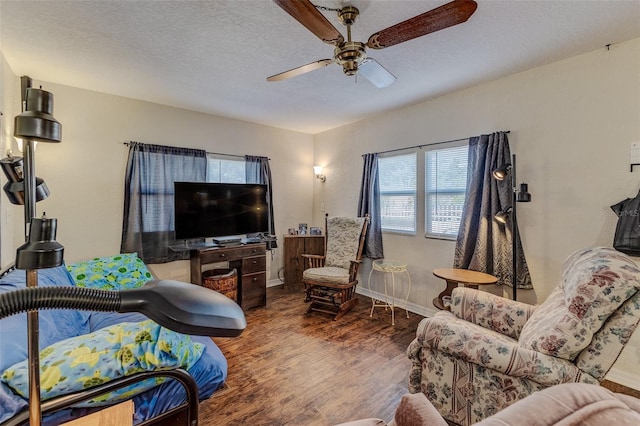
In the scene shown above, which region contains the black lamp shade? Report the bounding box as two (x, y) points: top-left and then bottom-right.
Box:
(14, 88), (61, 143)
(492, 163), (512, 181)
(3, 178), (50, 205)
(517, 183), (532, 202)
(495, 206), (512, 224)
(16, 217), (64, 269)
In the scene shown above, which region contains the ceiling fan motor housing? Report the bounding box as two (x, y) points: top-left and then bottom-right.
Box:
(338, 6), (359, 26)
(334, 41), (366, 75)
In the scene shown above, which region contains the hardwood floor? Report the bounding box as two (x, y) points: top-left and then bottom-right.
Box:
(197, 286), (640, 426)
(199, 285), (424, 425)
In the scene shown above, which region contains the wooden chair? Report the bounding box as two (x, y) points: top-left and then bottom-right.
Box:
(301, 214), (369, 320)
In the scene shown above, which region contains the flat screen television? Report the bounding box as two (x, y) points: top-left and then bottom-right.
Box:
(174, 182), (269, 241)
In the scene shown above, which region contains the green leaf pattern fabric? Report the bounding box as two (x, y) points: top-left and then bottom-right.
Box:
(66, 253), (153, 290)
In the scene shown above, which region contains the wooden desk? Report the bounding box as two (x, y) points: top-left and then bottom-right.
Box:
(432, 268), (498, 310)
(189, 243), (267, 310)
(61, 400), (133, 426)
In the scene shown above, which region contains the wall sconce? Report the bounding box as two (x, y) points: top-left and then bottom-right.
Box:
(313, 166), (326, 182)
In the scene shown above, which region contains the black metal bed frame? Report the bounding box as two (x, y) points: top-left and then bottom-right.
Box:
(1, 368), (199, 426)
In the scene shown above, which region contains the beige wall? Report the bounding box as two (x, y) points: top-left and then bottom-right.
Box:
(0, 52), (22, 265)
(0, 58), (315, 283)
(313, 38), (640, 388)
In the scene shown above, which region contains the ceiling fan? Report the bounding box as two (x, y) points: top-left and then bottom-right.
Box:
(267, 0), (477, 88)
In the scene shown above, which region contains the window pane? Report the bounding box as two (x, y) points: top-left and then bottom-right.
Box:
(379, 153), (416, 233)
(425, 145), (468, 239)
(207, 155), (246, 183)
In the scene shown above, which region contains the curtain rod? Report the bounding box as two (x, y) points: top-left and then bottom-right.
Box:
(123, 142), (269, 160)
(365, 130), (510, 156)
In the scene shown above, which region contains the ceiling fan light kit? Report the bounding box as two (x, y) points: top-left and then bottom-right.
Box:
(268, 0), (477, 88)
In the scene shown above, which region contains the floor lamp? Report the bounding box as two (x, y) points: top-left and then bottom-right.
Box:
(1, 77), (247, 426)
(492, 154), (531, 301)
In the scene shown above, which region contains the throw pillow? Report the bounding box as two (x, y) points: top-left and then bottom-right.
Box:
(66, 253), (153, 290)
(1, 320), (204, 406)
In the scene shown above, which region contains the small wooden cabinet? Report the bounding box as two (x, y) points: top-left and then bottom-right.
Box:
(190, 243), (267, 310)
(283, 235), (325, 291)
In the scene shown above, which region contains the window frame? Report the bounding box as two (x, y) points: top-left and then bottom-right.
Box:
(423, 141), (469, 241)
(378, 151), (417, 235)
(206, 154), (246, 183)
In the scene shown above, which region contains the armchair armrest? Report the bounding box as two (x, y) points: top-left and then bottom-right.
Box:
(301, 254), (325, 269)
(414, 313), (597, 388)
(450, 287), (537, 339)
(348, 259), (363, 281)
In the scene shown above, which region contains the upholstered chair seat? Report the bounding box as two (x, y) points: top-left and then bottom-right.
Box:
(303, 266), (351, 285)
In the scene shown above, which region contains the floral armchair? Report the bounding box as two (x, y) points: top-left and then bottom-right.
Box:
(407, 247), (640, 426)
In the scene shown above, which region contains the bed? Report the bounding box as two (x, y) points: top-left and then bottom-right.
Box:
(0, 255), (228, 425)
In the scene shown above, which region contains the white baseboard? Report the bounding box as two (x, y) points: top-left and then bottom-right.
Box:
(267, 278), (284, 288)
(356, 286), (437, 318)
(605, 367), (640, 391)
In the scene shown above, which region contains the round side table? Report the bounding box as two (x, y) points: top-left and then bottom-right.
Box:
(367, 259), (411, 326)
(432, 268), (497, 310)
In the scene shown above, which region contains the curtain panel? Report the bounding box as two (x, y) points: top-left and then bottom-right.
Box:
(357, 153), (384, 259)
(245, 155), (276, 239)
(121, 142), (207, 263)
(454, 132), (532, 290)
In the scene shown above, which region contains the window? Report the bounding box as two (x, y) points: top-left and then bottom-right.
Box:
(425, 144), (468, 239)
(207, 155), (245, 183)
(378, 152), (417, 234)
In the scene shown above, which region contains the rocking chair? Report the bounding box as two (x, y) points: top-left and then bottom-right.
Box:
(302, 214), (369, 320)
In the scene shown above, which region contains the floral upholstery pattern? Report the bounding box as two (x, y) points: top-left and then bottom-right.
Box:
(450, 287), (537, 340)
(576, 290), (640, 379)
(519, 247), (640, 360)
(324, 217), (366, 269)
(407, 247), (640, 426)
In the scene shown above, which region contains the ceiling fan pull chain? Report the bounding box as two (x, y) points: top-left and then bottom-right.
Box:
(313, 3), (341, 13)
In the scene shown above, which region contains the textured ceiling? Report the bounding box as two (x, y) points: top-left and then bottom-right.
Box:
(1, 0), (639, 134)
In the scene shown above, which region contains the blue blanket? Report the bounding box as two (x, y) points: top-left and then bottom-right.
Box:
(0, 265), (227, 425)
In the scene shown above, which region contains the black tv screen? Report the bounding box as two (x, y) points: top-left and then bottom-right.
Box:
(174, 182), (269, 240)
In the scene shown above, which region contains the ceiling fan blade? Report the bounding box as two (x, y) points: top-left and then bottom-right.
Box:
(272, 0), (344, 45)
(267, 59), (333, 82)
(366, 0), (477, 50)
(358, 58), (397, 88)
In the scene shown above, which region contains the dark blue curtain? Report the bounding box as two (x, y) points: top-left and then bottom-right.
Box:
(358, 153), (384, 259)
(245, 155), (276, 238)
(121, 142), (207, 263)
(454, 132), (532, 289)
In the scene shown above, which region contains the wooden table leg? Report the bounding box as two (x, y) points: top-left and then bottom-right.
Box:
(433, 279), (457, 310)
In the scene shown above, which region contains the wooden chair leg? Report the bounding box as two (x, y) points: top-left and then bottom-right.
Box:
(333, 298), (358, 321)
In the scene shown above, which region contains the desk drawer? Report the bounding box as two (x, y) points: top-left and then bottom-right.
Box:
(243, 245), (266, 257)
(242, 255), (266, 274)
(199, 248), (243, 264)
(241, 272), (266, 309)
